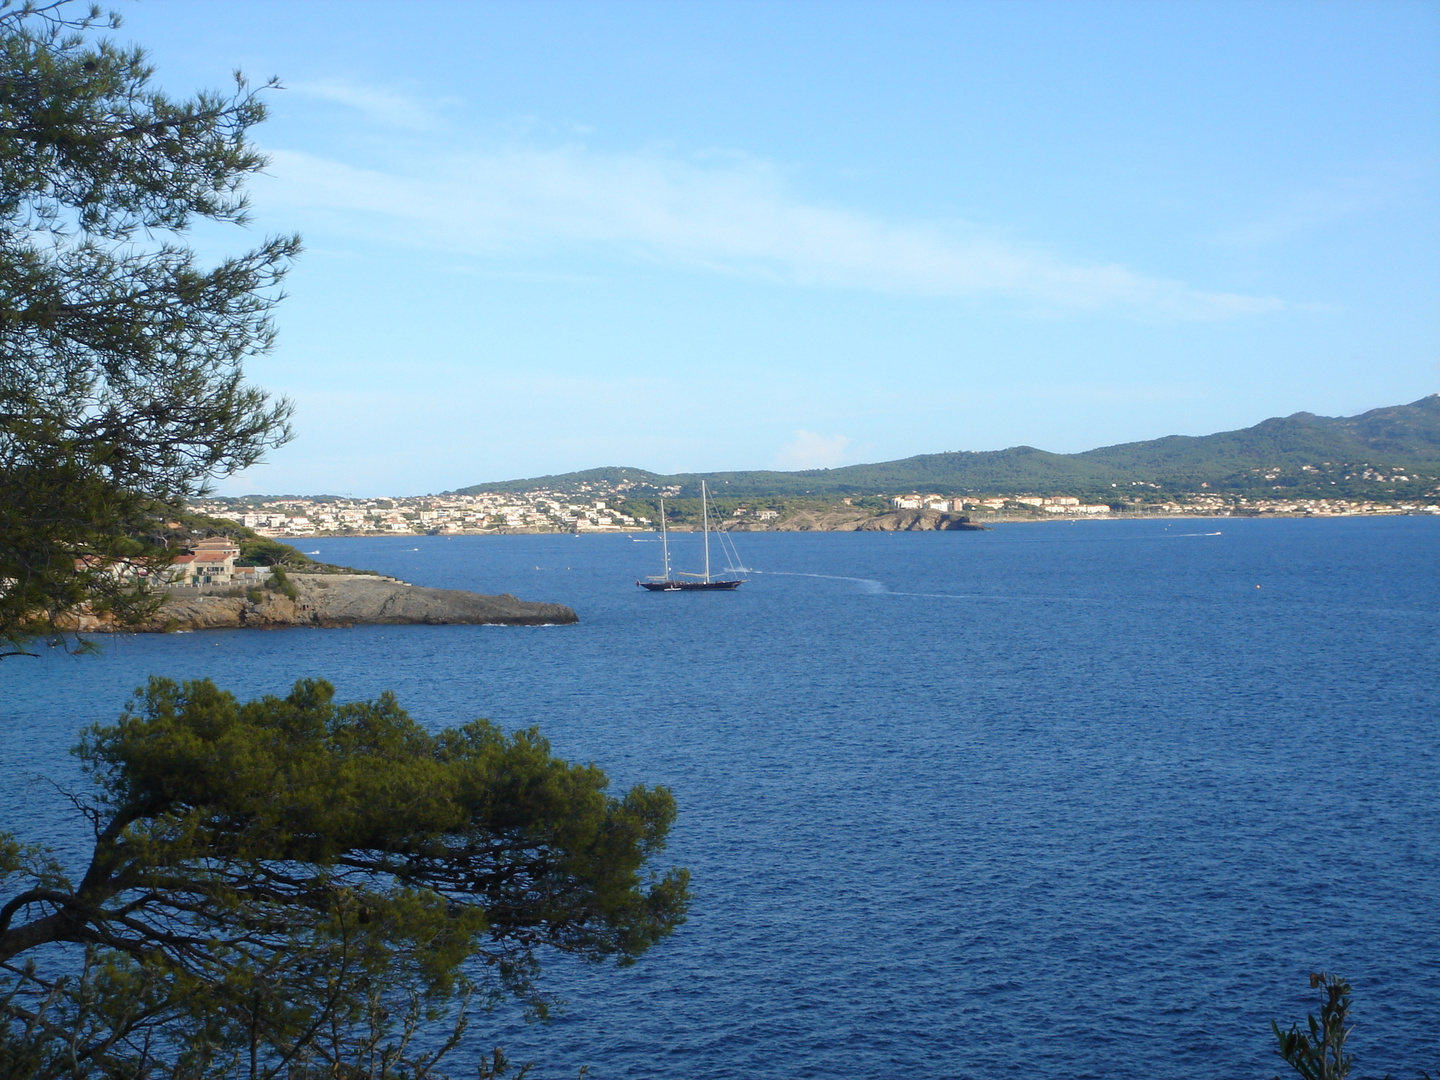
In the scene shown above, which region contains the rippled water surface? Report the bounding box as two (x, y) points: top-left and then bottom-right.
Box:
(4, 517), (1438, 1079)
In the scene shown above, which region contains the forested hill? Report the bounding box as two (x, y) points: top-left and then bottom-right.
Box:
(454, 394), (1440, 497)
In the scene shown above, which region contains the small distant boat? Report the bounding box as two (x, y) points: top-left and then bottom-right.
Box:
(637, 482), (745, 592)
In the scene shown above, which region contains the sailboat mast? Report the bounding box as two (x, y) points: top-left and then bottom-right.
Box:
(659, 496), (671, 579)
(701, 480), (711, 583)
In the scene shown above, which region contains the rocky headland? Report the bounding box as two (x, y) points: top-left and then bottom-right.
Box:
(723, 509), (987, 532)
(851, 510), (988, 532)
(68, 574), (577, 633)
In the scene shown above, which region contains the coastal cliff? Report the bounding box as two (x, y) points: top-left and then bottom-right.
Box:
(723, 509), (987, 532)
(68, 574), (577, 633)
(851, 510), (987, 532)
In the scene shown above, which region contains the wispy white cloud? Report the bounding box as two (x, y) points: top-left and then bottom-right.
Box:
(257, 142), (1281, 319)
(288, 80), (450, 131)
(772, 430), (851, 471)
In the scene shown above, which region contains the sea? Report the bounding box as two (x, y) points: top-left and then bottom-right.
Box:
(3, 516), (1438, 1080)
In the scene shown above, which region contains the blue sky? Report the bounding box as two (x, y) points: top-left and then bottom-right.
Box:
(117, 0), (1439, 495)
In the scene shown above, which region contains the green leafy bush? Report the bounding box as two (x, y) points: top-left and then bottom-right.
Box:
(265, 566), (297, 600)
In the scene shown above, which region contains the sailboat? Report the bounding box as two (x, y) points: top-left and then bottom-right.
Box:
(637, 481), (745, 591)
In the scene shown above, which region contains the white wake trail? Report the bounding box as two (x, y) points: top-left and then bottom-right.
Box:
(752, 570), (1103, 603)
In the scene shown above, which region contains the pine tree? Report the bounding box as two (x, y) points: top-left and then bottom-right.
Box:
(0, 0), (298, 654)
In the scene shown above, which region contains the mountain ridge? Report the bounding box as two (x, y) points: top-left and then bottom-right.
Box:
(454, 395), (1440, 498)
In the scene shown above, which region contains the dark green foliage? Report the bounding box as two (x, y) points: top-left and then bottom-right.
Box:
(0, 0), (298, 654)
(1272, 972), (1355, 1080)
(0, 677), (689, 1076)
(454, 467), (667, 497)
(456, 396), (1440, 499)
(0, 446), (168, 654)
(264, 563), (297, 599)
(1264, 973), (1440, 1080)
(616, 493), (876, 528)
(238, 535), (315, 569)
(619, 494), (749, 527)
(847, 495), (890, 512)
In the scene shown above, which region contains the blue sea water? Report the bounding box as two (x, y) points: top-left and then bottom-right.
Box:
(3, 517), (1438, 1079)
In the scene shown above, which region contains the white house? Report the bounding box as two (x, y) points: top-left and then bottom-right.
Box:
(161, 537), (247, 585)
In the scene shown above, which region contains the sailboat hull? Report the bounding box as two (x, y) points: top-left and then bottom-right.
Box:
(637, 579), (743, 591)
(638, 481), (744, 591)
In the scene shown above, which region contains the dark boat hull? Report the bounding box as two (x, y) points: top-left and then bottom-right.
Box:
(637, 579), (743, 591)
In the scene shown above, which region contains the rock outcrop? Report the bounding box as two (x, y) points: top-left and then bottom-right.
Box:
(722, 509), (987, 532)
(720, 508), (871, 531)
(71, 574), (578, 633)
(851, 510), (987, 532)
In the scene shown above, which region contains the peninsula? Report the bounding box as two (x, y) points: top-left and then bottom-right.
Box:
(63, 573), (577, 634)
(51, 530), (578, 635)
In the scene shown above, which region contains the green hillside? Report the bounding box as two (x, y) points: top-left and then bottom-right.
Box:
(454, 394), (1440, 499)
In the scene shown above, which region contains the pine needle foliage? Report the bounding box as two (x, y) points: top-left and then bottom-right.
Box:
(0, 0), (297, 655)
(0, 677), (690, 1077)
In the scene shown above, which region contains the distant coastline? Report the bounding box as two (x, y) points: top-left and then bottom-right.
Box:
(250, 503), (1436, 541)
(189, 396), (1440, 538)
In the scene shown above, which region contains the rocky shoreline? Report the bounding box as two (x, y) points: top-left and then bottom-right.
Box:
(270, 509), (991, 537)
(698, 508), (987, 532)
(67, 574), (577, 633)
(785, 509), (986, 532)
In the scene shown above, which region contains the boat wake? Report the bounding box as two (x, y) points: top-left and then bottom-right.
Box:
(754, 570), (889, 594)
(1004, 531), (1223, 543)
(752, 569), (1104, 603)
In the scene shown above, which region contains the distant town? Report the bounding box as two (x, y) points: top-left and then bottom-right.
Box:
(198, 489), (658, 537)
(190, 483), (1440, 537)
